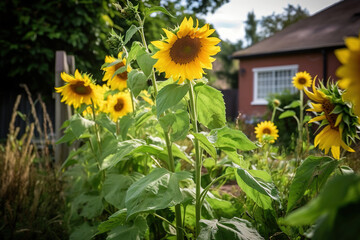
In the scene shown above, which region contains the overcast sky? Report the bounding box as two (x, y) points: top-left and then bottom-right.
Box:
(203, 0), (341, 43)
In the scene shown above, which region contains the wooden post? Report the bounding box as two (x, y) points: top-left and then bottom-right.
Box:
(54, 51), (75, 164)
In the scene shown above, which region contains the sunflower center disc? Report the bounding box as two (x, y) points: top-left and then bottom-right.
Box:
(322, 100), (337, 128)
(115, 62), (128, 80)
(71, 81), (92, 95)
(263, 128), (271, 134)
(170, 36), (201, 64)
(298, 77), (307, 84)
(114, 98), (124, 111)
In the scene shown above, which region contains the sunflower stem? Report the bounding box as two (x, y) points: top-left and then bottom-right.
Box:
(134, 11), (158, 98)
(164, 130), (184, 240)
(187, 80), (202, 237)
(297, 90), (304, 163)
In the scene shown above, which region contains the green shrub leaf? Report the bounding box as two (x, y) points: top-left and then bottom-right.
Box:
(195, 84), (226, 129)
(156, 83), (189, 117)
(198, 217), (264, 240)
(125, 168), (192, 219)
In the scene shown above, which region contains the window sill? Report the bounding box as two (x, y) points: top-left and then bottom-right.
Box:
(251, 100), (268, 105)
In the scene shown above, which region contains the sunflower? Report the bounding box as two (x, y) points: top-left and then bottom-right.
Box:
(151, 17), (221, 84)
(104, 91), (133, 122)
(335, 33), (360, 118)
(254, 121), (279, 144)
(102, 52), (131, 90)
(292, 71), (312, 90)
(304, 78), (356, 159)
(55, 70), (104, 109)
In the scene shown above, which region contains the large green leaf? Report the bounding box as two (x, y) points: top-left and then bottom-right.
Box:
(287, 155), (338, 213)
(283, 174), (360, 225)
(73, 193), (104, 219)
(210, 126), (257, 151)
(192, 132), (217, 160)
(103, 174), (136, 209)
(127, 69), (148, 98)
(124, 25), (139, 45)
(195, 84), (226, 129)
(70, 222), (98, 240)
(98, 209), (127, 234)
(235, 168), (280, 210)
(101, 139), (145, 170)
(125, 168), (192, 219)
(136, 47), (156, 77)
(159, 109), (190, 142)
(107, 215), (148, 240)
(198, 217), (264, 240)
(95, 113), (116, 137)
(156, 83), (189, 117)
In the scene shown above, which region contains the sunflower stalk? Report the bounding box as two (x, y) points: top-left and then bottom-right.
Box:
(187, 80), (202, 237)
(164, 130), (184, 240)
(133, 7), (158, 98)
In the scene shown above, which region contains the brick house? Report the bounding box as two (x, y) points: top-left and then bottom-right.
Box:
(232, 0), (360, 119)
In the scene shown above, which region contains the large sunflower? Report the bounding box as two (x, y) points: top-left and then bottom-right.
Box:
(292, 71), (312, 90)
(102, 52), (131, 90)
(304, 79), (356, 159)
(335, 33), (360, 118)
(55, 70), (104, 109)
(254, 121), (279, 144)
(151, 17), (221, 83)
(104, 91), (133, 122)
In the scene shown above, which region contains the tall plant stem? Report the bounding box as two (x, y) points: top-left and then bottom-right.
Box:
(164, 130), (184, 240)
(135, 12), (158, 98)
(297, 90), (304, 162)
(187, 80), (202, 236)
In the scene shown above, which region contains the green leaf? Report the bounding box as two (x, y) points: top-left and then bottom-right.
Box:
(96, 113), (116, 137)
(127, 41), (142, 64)
(73, 193), (104, 219)
(156, 83), (189, 117)
(235, 168), (280, 210)
(145, 6), (175, 18)
(159, 109), (190, 141)
(70, 222), (97, 240)
(284, 100), (301, 109)
(192, 132), (217, 160)
(210, 126), (257, 151)
(97, 209), (127, 234)
(127, 69), (148, 97)
(195, 84), (226, 129)
(125, 168), (192, 219)
(107, 215), (148, 240)
(124, 25), (139, 45)
(101, 139), (145, 170)
(103, 174), (136, 209)
(136, 48), (157, 77)
(282, 174), (360, 226)
(286, 156), (338, 213)
(119, 114), (134, 140)
(71, 113), (95, 138)
(198, 217), (264, 240)
(279, 110), (296, 119)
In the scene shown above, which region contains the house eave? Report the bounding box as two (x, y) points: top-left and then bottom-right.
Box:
(231, 44), (345, 60)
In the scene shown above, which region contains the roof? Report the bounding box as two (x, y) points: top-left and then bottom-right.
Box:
(232, 0), (360, 59)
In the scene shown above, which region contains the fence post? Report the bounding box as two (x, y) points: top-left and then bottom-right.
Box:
(54, 51), (75, 164)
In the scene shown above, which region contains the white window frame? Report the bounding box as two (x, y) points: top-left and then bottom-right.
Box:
(251, 64), (299, 105)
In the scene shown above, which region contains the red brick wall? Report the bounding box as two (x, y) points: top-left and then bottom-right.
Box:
(237, 50), (341, 118)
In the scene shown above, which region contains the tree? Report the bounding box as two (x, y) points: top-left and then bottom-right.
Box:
(215, 40), (243, 88)
(260, 4), (309, 38)
(244, 11), (260, 46)
(0, 0), (229, 99)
